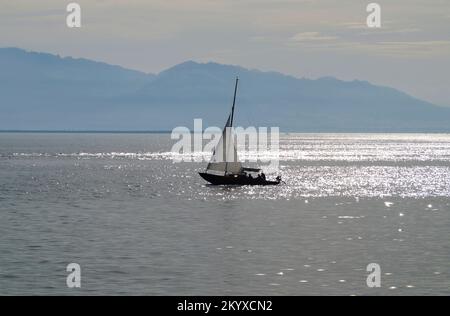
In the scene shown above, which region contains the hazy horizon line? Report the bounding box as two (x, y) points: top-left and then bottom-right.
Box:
(1, 130), (450, 135)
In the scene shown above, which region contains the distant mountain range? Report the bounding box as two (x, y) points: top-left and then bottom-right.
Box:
(1, 47), (449, 132)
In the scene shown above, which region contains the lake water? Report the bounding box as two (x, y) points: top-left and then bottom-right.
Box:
(0, 133), (449, 295)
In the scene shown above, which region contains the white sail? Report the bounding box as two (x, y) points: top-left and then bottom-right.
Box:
(206, 114), (242, 175)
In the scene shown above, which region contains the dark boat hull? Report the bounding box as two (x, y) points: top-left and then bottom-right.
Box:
(199, 172), (280, 186)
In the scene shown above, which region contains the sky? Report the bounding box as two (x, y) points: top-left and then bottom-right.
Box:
(1, 0), (449, 106)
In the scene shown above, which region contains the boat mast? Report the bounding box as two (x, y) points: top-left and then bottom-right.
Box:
(225, 77), (238, 176)
(230, 77), (239, 127)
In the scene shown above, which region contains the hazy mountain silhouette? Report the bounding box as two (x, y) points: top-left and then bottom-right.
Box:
(1, 47), (449, 131)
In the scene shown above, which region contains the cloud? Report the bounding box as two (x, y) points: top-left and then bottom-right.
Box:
(286, 29), (450, 58)
(371, 40), (450, 56)
(290, 32), (338, 42)
(359, 28), (421, 36)
(323, 40), (450, 58)
(339, 22), (367, 30)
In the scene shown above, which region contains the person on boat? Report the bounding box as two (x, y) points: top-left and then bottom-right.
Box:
(256, 173), (265, 182)
(260, 173), (266, 181)
(276, 176), (281, 182)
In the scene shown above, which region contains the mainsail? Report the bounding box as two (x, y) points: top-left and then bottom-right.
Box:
(205, 78), (242, 176)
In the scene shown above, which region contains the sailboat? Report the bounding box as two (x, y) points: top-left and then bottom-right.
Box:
(199, 78), (281, 186)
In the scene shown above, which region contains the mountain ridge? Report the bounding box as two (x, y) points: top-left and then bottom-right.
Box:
(1, 47), (449, 132)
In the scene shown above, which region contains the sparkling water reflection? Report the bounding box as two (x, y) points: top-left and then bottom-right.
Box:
(0, 133), (449, 295)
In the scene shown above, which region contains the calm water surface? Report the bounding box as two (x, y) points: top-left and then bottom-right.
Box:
(0, 133), (449, 295)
